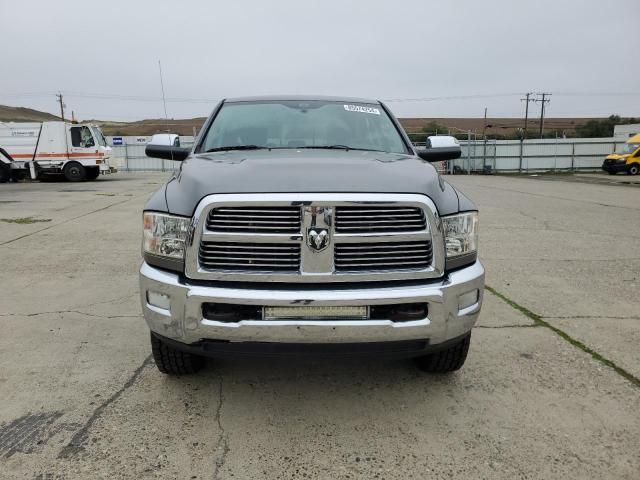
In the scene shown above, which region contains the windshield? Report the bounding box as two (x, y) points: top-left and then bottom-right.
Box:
(620, 143), (640, 154)
(199, 100), (409, 154)
(91, 127), (107, 147)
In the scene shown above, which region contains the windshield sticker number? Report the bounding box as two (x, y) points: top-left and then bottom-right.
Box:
(343, 105), (380, 115)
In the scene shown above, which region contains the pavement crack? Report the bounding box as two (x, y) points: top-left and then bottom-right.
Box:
(212, 375), (229, 480)
(542, 315), (640, 321)
(73, 293), (138, 310)
(475, 324), (539, 329)
(485, 285), (640, 389)
(0, 310), (139, 319)
(58, 355), (152, 458)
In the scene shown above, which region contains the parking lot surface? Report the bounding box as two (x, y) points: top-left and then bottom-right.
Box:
(1, 173), (639, 479)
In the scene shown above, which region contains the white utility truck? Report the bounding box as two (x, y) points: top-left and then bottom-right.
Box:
(0, 121), (111, 182)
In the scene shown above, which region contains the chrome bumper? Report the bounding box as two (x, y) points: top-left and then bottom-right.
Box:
(139, 261), (484, 345)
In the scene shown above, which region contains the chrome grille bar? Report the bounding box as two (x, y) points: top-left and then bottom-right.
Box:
(199, 242), (301, 271)
(335, 241), (432, 271)
(335, 206), (426, 233)
(207, 206), (301, 234)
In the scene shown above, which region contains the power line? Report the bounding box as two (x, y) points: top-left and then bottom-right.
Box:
(382, 93), (520, 102)
(1, 90), (639, 104)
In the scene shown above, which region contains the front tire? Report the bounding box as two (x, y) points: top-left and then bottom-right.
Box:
(414, 333), (471, 373)
(63, 162), (86, 182)
(0, 163), (10, 183)
(150, 333), (205, 375)
(629, 163), (639, 176)
(85, 168), (100, 180)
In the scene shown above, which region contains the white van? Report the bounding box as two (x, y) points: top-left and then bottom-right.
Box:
(149, 133), (180, 147)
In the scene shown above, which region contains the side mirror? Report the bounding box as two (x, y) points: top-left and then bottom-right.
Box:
(145, 145), (190, 161)
(417, 136), (461, 162)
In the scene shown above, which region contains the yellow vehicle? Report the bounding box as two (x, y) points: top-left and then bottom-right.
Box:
(602, 133), (640, 175)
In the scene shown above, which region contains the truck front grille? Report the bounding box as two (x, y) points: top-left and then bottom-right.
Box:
(335, 241), (432, 271)
(206, 207), (301, 234)
(199, 241), (301, 271)
(335, 206), (426, 233)
(187, 194), (442, 282)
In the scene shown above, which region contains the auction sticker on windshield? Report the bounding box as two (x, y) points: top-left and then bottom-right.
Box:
(343, 105), (380, 115)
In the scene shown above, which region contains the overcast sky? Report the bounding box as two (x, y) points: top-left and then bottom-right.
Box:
(1, 0), (638, 121)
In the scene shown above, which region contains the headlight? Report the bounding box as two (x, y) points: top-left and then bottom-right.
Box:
(143, 212), (190, 270)
(442, 212), (478, 269)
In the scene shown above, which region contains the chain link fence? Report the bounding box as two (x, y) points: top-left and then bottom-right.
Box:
(106, 136), (625, 174)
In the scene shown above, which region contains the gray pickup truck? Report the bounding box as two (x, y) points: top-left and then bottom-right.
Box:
(141, 96), (484, 375)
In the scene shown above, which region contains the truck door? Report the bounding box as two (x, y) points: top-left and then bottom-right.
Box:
(68, 125), (97, 161)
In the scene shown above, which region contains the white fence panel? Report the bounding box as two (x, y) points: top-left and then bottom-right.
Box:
(105, 135), (626, 173)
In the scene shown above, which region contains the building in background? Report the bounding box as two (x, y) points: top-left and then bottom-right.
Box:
(614, 124), (640, 139)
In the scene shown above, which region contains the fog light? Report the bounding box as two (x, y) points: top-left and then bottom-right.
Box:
(264, 305), (368, 320)
(458, 290), (479, 310)
(147, 291), (171, 310)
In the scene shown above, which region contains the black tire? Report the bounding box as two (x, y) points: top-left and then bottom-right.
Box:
(150, 333), (205, 375)
(629, 163), (639, 176)
(63, 162), (86, 182)
(414, 333), (471, 373)
(85, 168), (100, 180)
(0, 163), (10, 183)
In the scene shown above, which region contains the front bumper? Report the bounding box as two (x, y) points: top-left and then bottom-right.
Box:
(602, 161), (628, 173)
(139, 260), (484, 347)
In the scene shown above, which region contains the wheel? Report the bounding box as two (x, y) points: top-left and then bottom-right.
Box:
(0, 163), (10, 183)
(85, 168), (100, 180)
(414, 333), (471, 373)
(150, 332), (204, 375)
(628, 163), (639, 176)
(63, 162), (86, 182)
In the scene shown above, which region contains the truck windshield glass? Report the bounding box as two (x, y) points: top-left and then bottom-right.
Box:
(92, 127), (107, 147)
(620, 143), (639, 154)
(200, 101), (409, 154)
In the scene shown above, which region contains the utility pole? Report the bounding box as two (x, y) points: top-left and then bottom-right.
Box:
(534, 93), (552, 138)
(520, 92), (534, 139)
(56, 92), (65, 121)
(482, 107), (488, 138)
(482, 107), (488, 170)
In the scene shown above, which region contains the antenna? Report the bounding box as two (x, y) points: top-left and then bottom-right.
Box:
(158, 60), (169, 123)
(158, 60), (173, 169)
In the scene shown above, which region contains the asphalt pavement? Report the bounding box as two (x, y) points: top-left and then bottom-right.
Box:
(1, 172), (638, 479)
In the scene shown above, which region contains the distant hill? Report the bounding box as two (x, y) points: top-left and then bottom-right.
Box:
(400, 117), (591, 138)
(0, 104), (606, 138)
(0, 105), (60, 123)
(94, 117), (207, 136)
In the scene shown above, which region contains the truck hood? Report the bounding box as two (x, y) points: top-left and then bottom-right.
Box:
(162, 149), (463, 216)
(605, 154), (628, 161)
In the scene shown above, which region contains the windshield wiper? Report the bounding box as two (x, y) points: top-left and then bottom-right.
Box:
(205, 145), (266, 153)
(300, 145), (385, 152)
